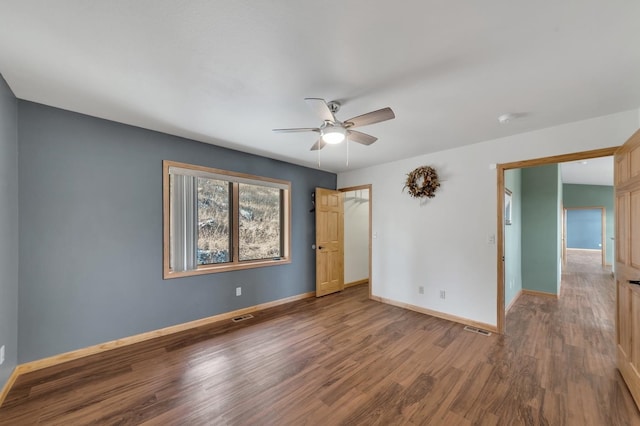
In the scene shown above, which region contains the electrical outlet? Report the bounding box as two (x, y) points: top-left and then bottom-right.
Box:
(440, 290), (446, 300)
(236, 287), (242, 296)
(0, 345), (4, 365)
(418, 286), (424, 294)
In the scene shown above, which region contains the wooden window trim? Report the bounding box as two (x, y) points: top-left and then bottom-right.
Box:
(163, 160), (291, 279)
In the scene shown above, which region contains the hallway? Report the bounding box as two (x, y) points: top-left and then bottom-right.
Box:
(505, 249), (637, 424)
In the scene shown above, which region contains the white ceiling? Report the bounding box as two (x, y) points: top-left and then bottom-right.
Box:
(560, 156), (613, 186)
(0, 1), (639, 173)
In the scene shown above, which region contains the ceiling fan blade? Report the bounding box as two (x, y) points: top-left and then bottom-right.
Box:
(344, 107), (395, 128)
(310, 139), (327, 151)
(304, 98), (336, 123)
(347, 130), (378, 146)
(273, 127), (320, 133)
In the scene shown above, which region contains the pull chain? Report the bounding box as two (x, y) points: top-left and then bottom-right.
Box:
(346, 136), (349, 167)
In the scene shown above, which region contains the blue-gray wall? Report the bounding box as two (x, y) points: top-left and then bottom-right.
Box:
(563, 184), (614, 265)
(18, 101), (336, 363)
(566, 209), (603, 249)
(504, 169), (522, 308)
(0, 75), (18, 389)
(521, 164), (561, 295)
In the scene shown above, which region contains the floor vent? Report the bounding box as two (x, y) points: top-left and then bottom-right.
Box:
(231, 314), (254, 323)
(463, 325), (492, 336)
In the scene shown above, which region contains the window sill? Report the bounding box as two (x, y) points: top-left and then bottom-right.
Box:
(164, 257), (292, 279)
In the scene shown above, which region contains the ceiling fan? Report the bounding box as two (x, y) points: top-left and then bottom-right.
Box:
(273, 98), (395, 151)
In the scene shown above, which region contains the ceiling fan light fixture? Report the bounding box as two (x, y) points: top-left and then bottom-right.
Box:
(322, 126), (346, 144)
(274, 98), (395, 153)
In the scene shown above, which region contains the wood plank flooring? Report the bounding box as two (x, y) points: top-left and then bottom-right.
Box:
(565, 248), (607, 274)
(1, 259), (639, 425)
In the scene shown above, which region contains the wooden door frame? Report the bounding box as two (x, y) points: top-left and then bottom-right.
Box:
(562, 202), (567, 267)
(339, 184), (372, 300)
(563, 206), (606, 266)
(496, 147), (618, 334)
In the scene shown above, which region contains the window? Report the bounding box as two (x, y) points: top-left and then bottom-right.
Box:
(163, 160), (291, 278)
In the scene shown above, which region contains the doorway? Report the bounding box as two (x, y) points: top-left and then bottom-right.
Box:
(496, 147), (618, 334)
(563, 207), (606, 270)
(339, 185), (372, 298)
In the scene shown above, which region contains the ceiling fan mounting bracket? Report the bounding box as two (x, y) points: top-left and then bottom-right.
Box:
(327, 101), (340, 114)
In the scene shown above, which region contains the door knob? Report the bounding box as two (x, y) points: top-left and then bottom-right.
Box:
(628, 280), (640, 285)
(318, 246), (324, 250)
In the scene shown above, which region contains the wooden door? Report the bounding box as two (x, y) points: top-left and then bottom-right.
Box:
(316, 188), (344, 297)
(615, 129), (640, 409)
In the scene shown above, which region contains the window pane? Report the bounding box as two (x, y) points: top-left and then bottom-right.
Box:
(197, 177), (230, 264)
(239, 183), (282, 261)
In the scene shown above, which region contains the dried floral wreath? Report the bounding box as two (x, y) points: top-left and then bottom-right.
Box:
(404, 166), (440, 198)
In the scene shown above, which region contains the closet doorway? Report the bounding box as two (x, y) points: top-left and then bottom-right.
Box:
(340, 185), (371, 297)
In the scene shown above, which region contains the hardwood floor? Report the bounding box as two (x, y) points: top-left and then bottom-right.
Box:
(1, 261), (639, 425)
(564, 248), (607, 274)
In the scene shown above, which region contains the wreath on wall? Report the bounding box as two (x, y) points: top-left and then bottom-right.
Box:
(404, 166), (440, 198)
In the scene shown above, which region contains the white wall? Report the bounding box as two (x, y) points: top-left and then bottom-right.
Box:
(504, 169), (522, 309)
(338, 109), (639, 327)
(343, 189), (369, 283)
